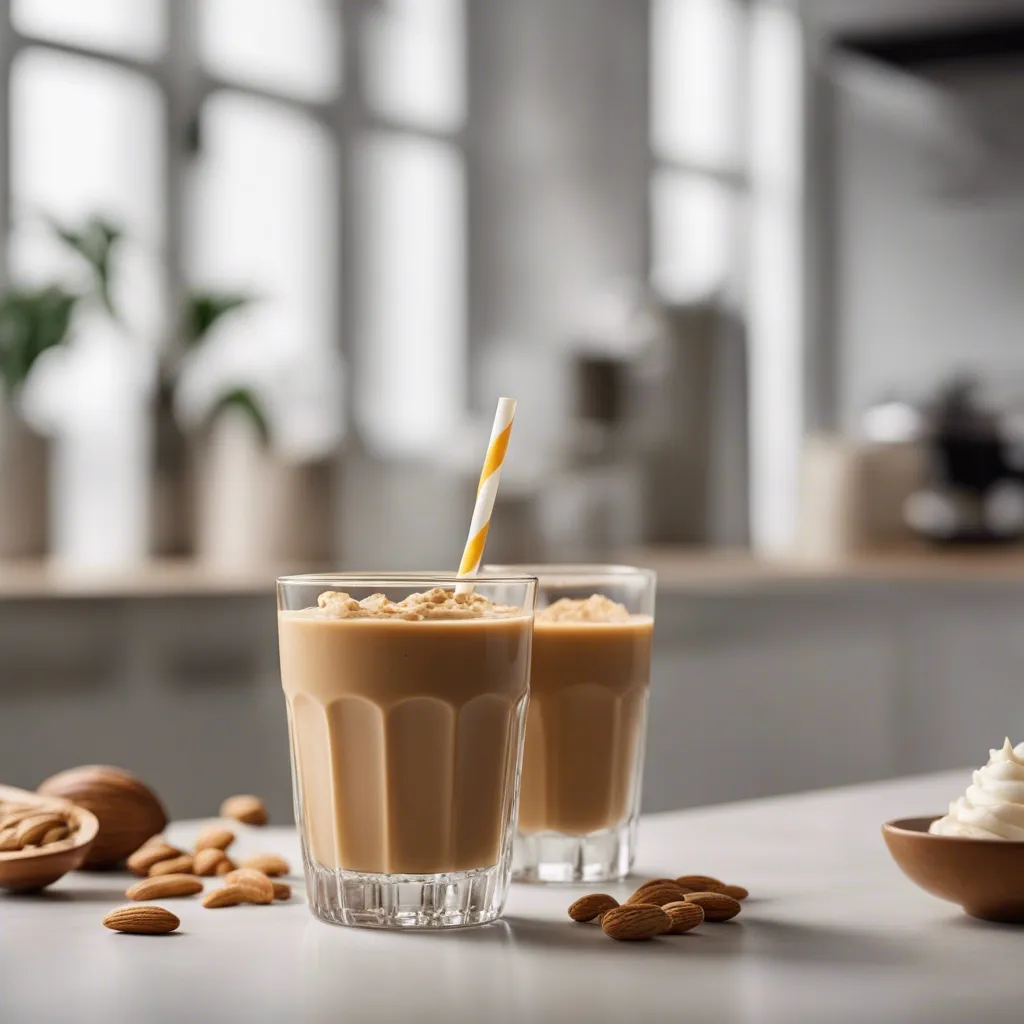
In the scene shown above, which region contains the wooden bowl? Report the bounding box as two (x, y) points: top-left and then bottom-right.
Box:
(883, 816), (1024, 923)
(0, 784), (99, 892)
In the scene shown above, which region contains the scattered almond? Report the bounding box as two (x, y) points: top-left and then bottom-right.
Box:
(625, 881), (688, 907)
(149, 854), (194, 877)
(568, 894), (619, 923)
(202, 885), (246, 909)
(215, 857), (236, 877)
(675, 874), (725, 893)
(272, 881), (291, 901)
(684, 892), (741, 922)
(194, 848), (228, 877)
(220, 795), (269, 827)
(240, 853), (289, 877)
(194, 826), (235, 853)
(601, 904), (671, 941)
(126, 874), (204, 901)
(233, 869), (274, 904)
(127, 842), (182, 877)
(662, 900), (705, 934)
(722, 884), (749, 902)
(103, 905), (179, 935)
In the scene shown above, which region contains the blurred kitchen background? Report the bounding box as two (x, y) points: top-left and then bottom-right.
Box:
(2, 0), (1024, 820)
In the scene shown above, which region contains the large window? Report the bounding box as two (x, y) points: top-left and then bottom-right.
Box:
(0, 0), (467, 457)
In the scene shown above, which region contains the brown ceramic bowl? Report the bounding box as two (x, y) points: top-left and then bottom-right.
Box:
(883, 816), (1024, 923)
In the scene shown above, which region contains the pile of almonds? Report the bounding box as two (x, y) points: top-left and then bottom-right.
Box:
(0, 803), (79, 852)
(569, 874), (748, 942)
(103, 794), (294, 936)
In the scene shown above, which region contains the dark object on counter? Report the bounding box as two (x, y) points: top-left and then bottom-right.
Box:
(904, 376), (1024, 544)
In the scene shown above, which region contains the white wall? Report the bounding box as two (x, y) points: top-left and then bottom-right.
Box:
(834, 57), (1024, 433)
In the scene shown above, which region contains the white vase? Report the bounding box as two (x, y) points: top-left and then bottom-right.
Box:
(195, 411), (333, 569)
(0, 391), (48, 559)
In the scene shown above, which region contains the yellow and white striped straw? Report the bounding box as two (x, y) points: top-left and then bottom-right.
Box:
(456, 397), (517, 595)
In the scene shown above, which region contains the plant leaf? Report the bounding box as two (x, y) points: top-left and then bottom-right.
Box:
(207, 387), (271, 446)
(0, 285), (78, 395)
(46, 214), (123, 321)
(184, 291), (254, 347)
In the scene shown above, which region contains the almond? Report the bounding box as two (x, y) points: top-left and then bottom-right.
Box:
(568, 894), (619, 923)
(103, 904), (179, 934)
(662, 900), (705, 934)
(675, 874), (725, 893)
(15, 813), (64, 848)
(41, 825), (69, 845)
(127, 842), (182, 877)
(220, 795), (268, 827)
(272, 881), (291, 901)
(240, 853), (289, 877)
(722, 884), (749, 902)
(601, 904), (671, 941)
(0, 827), (21, 851)
(215, 857), (236, 877)
(233, 869), (274, 904)
(194, 826), (235, 853)
(684, 892), (741, 922)
(202, 885), (245, 909)
(126, 874), (204, 900)
(625, 881), (688, 907)
(194, 848), (228, 877)
(149, 854), (194, 877)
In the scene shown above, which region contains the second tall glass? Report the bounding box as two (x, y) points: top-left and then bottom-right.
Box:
(489, 565), (656, 883)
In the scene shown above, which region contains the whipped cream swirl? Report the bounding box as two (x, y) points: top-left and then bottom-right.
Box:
(929, 738), (1024, 839)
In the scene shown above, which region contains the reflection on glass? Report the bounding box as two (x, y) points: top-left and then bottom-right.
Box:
(12, 0), (165, 58)
(650, 0), (745, 169)
(362, 0), (465, 130)
(200, 0), (340, 101)
(355, 134), (465, 457)
(650, 170), (736, 301)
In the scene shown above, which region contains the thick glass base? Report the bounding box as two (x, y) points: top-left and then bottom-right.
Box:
(512, 821), (635, 884)
(305, 861), (508, 929)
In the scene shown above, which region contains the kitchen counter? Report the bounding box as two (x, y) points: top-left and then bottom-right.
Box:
(5, 546), (1024, 600)
(0, 770), (1010, 1024)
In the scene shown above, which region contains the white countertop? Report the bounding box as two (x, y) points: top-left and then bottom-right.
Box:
(0, 770), (1011, 1024)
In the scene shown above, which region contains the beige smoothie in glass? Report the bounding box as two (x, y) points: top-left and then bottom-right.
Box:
(490, 566), (655, 883)
(277, 574), (536, 928)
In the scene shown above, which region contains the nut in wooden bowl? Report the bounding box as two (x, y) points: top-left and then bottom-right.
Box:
(0, 784), (99, 892)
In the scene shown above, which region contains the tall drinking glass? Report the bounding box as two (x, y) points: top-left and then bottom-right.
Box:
(277, 572), (537, 928)
(489, 565), (656, 883)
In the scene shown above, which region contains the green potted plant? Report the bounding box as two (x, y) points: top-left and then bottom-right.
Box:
(0, 283), (78, 557)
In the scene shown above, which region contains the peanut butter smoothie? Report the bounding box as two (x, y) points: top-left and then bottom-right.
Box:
(518, 595), (653, 837)
(277, 575), (536, 928)
(497, 566), (656, 883)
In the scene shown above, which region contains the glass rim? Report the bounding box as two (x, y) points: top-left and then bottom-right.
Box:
(276, 571), (539, 587)
(483, 563), (656, 584)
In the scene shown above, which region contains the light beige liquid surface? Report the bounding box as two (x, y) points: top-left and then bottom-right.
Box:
(278, 590), (532, 875)
(518, 607), (653, 836)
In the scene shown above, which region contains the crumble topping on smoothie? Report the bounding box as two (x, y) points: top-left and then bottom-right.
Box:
(316, 586), (522, 621)
(536, 594), (634, 623)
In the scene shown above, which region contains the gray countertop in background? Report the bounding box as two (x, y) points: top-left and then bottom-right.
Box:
(0, 769), (1009, 1024)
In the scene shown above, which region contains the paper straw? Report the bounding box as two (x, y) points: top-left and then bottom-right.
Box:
(455, 397), (517, 595)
